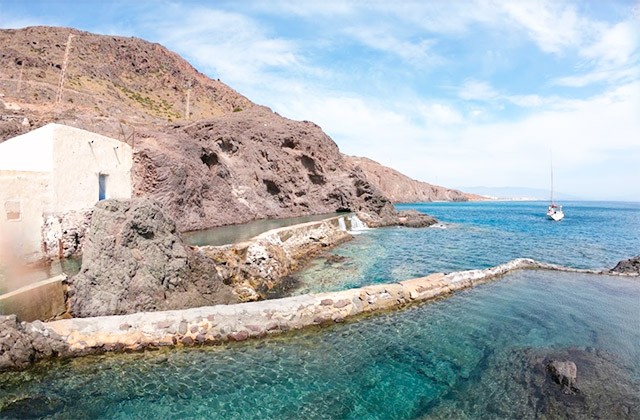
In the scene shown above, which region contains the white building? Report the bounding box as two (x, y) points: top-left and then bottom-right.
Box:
(0, 123), (133, 261)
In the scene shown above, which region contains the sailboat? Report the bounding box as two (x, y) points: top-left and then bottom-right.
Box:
(546, 157), (564, 221)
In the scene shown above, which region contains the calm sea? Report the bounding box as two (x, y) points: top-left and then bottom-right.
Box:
(292, 201), (640, 294)
(1, 201), (638, 419)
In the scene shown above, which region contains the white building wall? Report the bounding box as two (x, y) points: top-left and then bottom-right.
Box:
(50, 125), (133, 212)
(0, 171), (52, 261)
(0, 124), (133, 261)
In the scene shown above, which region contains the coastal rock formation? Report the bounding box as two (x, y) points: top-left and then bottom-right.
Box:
(610, 256), (640, 275)
(41, 209), (92, 259)
(66, 198), (237, 317)
(134, 107), (399, 231)
(0, 315), (69, 371)
(346, 156), (481, 203)
(397, 209), (438, 228)
(199, 216), (353, 301)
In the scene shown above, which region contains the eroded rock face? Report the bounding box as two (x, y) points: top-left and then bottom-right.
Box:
(133, 107), (399, 231)
(610, 256), (640, 274)
(41, 209), (92, 259)
(66, 198), (237, 317)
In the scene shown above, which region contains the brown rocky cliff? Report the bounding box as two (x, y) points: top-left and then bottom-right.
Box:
(345, 155), (482, 203)
(0, 26), (397, 230)
(134, 107), (397, 231)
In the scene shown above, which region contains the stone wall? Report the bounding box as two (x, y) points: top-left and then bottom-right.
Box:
(0, 275), (66, 322)
(1, 258), (635, 372)
(197, 215), (356, 301)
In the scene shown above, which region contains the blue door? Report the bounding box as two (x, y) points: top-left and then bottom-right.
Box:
(99, 174), (107, 201)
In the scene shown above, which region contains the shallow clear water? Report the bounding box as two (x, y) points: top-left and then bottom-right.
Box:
(293, 201), (640, 294)
(182, 212), (345, 246)
(1, 271), (639, 419)
(0, 257), (81, 294)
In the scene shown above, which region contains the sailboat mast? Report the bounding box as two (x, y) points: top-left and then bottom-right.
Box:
(550, 162), (554, 204)
(550, 153), (554, 205)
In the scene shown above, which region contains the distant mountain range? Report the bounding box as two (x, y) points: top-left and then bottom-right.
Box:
(459, 186), (583, 201)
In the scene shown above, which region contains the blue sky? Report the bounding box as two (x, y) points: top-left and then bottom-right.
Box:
(1, 0), (639, 200)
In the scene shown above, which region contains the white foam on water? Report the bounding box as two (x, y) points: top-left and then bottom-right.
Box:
(348, 214), (371, 235)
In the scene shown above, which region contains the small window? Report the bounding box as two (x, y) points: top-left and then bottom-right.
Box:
(5, 201), (21, 221)
(99, 174), (108, 201)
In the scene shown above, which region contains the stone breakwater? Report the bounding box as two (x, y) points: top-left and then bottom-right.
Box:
(3, 258), (634, 371)
(197, 215), (358, 301)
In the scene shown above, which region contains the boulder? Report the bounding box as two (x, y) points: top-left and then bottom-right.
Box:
(610, 256), (640, 275)
(0, 315), (69, 371)
(66, 198), (237, 317)
(547, 360), (579, 394)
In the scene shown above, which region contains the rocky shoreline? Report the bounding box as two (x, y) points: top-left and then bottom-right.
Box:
(2, 258), (637, 372)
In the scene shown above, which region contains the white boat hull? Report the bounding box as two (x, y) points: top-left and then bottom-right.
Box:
(546, 205), (564, 221)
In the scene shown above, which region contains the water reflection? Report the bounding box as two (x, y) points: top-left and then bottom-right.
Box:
(182, 212), (346, 246)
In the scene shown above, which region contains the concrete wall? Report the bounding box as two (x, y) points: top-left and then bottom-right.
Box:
(51, 124), (133, 212)
(0, 275), (66, 322)
(0, 171), (52, 260)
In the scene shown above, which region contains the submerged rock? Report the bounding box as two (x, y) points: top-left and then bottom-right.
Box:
(547, 360), (579, 394)
(610, 256), (640, 275)
(66, 198), (237, 317)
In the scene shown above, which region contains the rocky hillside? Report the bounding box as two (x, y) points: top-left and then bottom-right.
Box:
(346, 156), (482, 202)
(135, 107), (396, 231)
(0, 26), (467, 231)
(0, 26), (252, 140)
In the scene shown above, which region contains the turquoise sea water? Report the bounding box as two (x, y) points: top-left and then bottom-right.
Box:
(1, 271), (639, 419)
(1, 201), (639, 419)
(292, 201), (640, 294)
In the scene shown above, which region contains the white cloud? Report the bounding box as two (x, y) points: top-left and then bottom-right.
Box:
(144, 7), (302, 88)
(499, 0), (584, 54)
(346, 27), (442, 68)
(582, 20), (639, 67)
(277, 80), (640, 200)
(458, 79), (500, 101)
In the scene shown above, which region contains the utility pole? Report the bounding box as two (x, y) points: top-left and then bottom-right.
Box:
(56, 33), (74, 105)
(16, 60), (24, 94)
(184, 79), (192, 120)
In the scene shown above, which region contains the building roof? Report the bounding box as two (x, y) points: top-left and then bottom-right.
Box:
(0, 123), (124, 173)
(0, 124), (55, 172)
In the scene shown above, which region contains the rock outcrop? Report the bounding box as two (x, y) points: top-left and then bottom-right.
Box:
(547, 360), (580, 394)
(0, 26), (404, 231)
(134, 107), (399, 231)
(0, 315), (69, 371)
(610, 256), (640, 275)
(346, 155), (482, 203)
(66, 198), (237, 317)
(199, 216), (354, 301)
(397, 209), (438, 227)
